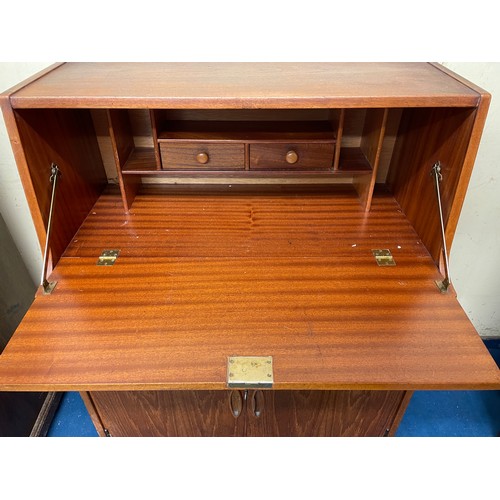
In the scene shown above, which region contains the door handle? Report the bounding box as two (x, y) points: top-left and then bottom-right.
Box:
(251, 390), (264, 417)
(229, 390), (246, 418)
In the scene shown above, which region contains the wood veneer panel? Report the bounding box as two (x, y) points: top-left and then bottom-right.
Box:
(160, 142), (245, 170)
(0, 66), (66, 251)
(333, 109), (345, 170)
(432, 84), (491, 261)
(149, 110), (162, 169)
(249, 143), (334, 170)
(0, 189), (498, 392)
(108, 109), (139, 211)
(108, 110), (134, 167)
(79, 391), (107, 437)
(157, 120), (336, 142)
(337, 148), (372, 172)
(388, 107), (477, 263)
(90, 389), (406, 437)
(0, 99), (46, 252)
(13, 109), (107, 267)
(387, 390), (414, 436)
(9, 63), (480, 109)
(91, 391), (244, 437)
(355, 108), (388, 210)
(246, 390), (406, 437)
(121, 148), (158, 173)
(62, 185), (431, 259)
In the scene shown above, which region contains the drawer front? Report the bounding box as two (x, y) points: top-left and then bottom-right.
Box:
(160, 143), (245, 170)
(250, 143), (334, 170)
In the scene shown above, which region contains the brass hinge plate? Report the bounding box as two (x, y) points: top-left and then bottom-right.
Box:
(227, 356), (274, 389)
(41, 280), (57, 295)
(372, 249), (396, 266)
(97, 250), (120, 266)
(435, 277), (451, 293)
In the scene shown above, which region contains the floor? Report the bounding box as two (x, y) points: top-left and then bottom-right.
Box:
(47, 339), (500, 437)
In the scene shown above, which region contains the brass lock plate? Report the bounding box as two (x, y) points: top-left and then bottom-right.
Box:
(227, 356), (274, 389)
(372, 249), (396, 266)
(97, 249), (120, 266)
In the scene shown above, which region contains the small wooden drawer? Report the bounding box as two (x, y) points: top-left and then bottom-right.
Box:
(160, 143), (245, 170)
(249, 143), (334, 170)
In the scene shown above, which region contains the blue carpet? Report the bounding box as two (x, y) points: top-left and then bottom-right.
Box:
(47, 392), (98, 437)
(396, 339), (500, 437)
(46, 341), (500, 437)
(395, 390), (500, 437)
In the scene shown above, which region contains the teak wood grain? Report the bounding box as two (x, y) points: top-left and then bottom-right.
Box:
(12, 109), (108, 267)
(60, 185), (435, 259)
(355, 108), (388, 210)
(6, 63), (481, 109)
(157, 120), (336, 142)
(160, 143), (246, 170)
(388, 107), (477, 263)
(245, 390), (406, 437)
(88, 389), (407, 437)
(108, 109), (140, 211)
(91, 391), (244, 437)
(0, 187), (497, 392)
(249, 143), (334, 170)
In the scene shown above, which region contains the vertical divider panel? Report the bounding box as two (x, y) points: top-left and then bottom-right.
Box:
(108, 110), (140, 212)
(333, 109), (344, 171)
(150, 110), (162, 170)
(244, 143), (250, 170)
(354, 108), (388, 211)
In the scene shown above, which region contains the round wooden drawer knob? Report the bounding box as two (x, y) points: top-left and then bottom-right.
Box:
(196, 152), (209, 164)
(286, 150), (299, 164)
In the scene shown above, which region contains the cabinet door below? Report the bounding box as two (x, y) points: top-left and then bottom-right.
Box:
(245, 390), (407, 437)
(90, 390), (245, 437)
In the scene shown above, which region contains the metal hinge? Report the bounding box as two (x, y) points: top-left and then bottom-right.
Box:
(227, 356), (274, 389)
(372, 249), (396, 266)
(430, 161), (451, 293)
(103, 428), (111, 437)
(40, 163), (61, 295)
(97, 250), (120, 266)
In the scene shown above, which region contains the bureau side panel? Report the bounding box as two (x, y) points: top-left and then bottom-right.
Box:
(388, 107), (477, 264)
(13, 109), (107, 267)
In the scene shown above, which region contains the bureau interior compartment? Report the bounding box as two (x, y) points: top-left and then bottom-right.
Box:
(99, 108), (395, 213)
(154, 109), (339, 174)
(13, 105), (477, 271)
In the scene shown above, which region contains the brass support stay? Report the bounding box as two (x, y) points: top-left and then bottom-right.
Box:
(431, 161), (451, 293)
(40, 163), (61, 295)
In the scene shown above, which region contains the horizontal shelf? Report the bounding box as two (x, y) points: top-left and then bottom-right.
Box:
(157, 121), (336, 143)
(122, 147), (158, 173)
(121, 147), (370, 178)
(337, 147), (372, 173)
(122, 169), (355, 178)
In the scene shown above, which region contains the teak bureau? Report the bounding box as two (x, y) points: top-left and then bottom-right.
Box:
(1, 63), (499, 437)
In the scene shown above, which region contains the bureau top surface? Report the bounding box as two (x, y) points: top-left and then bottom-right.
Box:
(6, 62), (482, 109)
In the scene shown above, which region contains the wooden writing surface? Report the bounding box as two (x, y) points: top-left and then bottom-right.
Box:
(0, 186), (497, 391)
